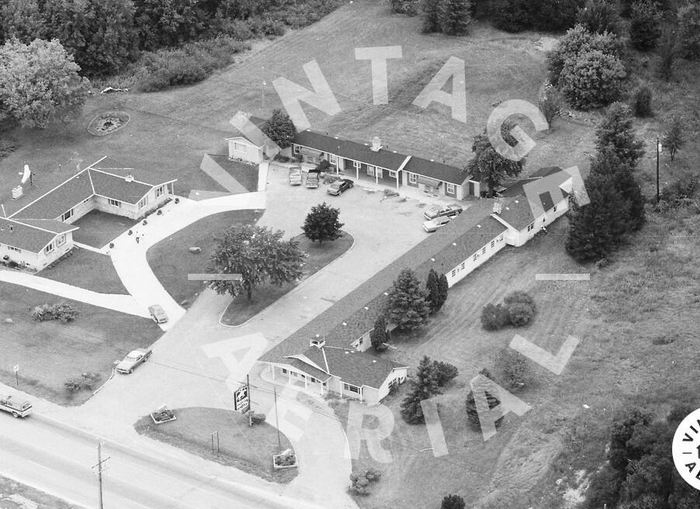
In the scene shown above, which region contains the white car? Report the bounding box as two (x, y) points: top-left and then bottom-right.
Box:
(423, 215), (453, 233)
(116, 348), (152, 374)
(148, 304), (168, 324)
(423, 203), (463, 220)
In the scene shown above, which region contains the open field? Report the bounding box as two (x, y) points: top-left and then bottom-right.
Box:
(146, 209), (262, 306)
(0, 283), (161, 405)
(0, 475), (77, 509)
(72, 209), (139, 248)
(221, 231), (354, 325)
(134, 407), (297, 484)
(39, 247), (128, 294)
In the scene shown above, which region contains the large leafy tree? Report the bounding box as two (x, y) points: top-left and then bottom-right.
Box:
(422, 0), (441, 32)
(595, 102), (645, 168)
(0, 0), (48, 43)
(441, 494), (466, 509)
(575, 0), (621, 35)
(302, 202), (343, 244)
(400, 355), (440, 424)
(133, 0), (206, 50)
(437, 0), (472, 35)
(209, 224), (304, 301)
(560, 48), (626, 110)
(385, 268), (430, 331)
(677, 1), (700, 60)
(465, 124), (524, 197)
(262, 108), (297, 149)
(629, 0), (661, 51)
(0, 38), (90, 128)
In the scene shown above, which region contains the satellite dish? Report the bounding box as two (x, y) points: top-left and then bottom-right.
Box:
(20, 164), (31, 185)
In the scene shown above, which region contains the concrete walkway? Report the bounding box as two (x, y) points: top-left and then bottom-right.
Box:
(108, 192), (266, 330)
(0, 268), (150, 318)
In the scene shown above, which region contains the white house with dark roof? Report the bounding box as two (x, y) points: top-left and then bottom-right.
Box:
(291, 130), (479, 199)
(268, 338), (408, 405)
(2, 156), (176, 270)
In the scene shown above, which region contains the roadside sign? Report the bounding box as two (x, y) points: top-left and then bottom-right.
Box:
(234, 385), (249, 413)
(13, 365), (19, 373)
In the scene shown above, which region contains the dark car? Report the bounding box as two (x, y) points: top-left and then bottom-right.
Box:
(327, 178), (354, 196)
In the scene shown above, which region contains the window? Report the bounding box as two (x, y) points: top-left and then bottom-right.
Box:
(388, 170), (397, 178)
(553, 205), (557, 212)
(460, 262), (465, 270)
(56, 234), (66, 247)
(376, 168), (383, 179)
(233, 142), (246, 152)
(293, 145), (301, 154)
(353, 161), (361, 169)
(156, 185), (165, 198)
(8, 246), (21, 253)
(108, 198), (121, 207)
(451, 269), (457, 277)
(329, 154), (337, 164)
(482, 247), (486, 254)
(366, 165), (375, 176)
(473, 254), (478, 261)
(282, 368), (288, 374)
(491, 240), (495, 248)
(343, 383), (360, 394)
(45, 243), (54, 253)
(499, 234), (504, 241)
(446, 183), (456, 194)
(310, 377), (317, 383)
(137, 197), (147, 209)
(408, 173), (417, 184)
(61, 209), (73, 222)
(527, 223), (534, 232)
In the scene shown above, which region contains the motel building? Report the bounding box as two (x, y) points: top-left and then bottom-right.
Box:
(291, 130), (480, 200)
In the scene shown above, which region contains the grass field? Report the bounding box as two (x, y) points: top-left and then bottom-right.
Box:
(0, 283), (161, 405)
(146, 209), (262, 306)
(221, 231), (354, 325)
(39, 247), (128, 295)
(0, 475), (77, 509)
(134, 407), (297, 484)
(71, 209), (139, 248)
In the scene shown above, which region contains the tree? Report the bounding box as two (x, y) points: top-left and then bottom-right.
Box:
(133, 0), (206, 50)
(391, 0), (420, 15)
(441, 494), (466, 509)
(302, 202), (344, 244)
(595, 103), (645, 168)
(465, 375), (503, 430)
(495, 348), (532, 390)
(426, 268), (448, 313)
(209, 224), (304, 301)
(400, 355), (440, 424)
(575, 0), (621, 35)
(481, 303), (510, 330)
(657, 30), (675, 81)
(629, 0), (661, 51)
(0, 0), (48, 43)
(386, 269), (430, 331)
(593, 148), (645, 232)
(677, 2), (700, 60)
(422, 0), (441, 32)
(370, 315), (390, 352)
(663, 115), (685, 162)
(608, 407), (653, 471)
(432, 360), (458, 386)
(491, 0), (532, 32)
(539, 84), (561, 125)
(560, 48), (626, 110)
(466, 127), (524, 197)
(631, 85), (652, 118)
(0, 38), (90, 128)
(437, 0), (473, 35)
(262, 108), (297, 149)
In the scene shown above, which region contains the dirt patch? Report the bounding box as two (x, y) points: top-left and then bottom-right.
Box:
(86, 111), (130, 136)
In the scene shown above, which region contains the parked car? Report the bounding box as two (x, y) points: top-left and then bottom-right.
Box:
(305, 170), (320, 189)
(423, 203), (464, 220)
(116, 348), (152, 374)
(288, 167), (302, 186)
(0, 395), (32, 418)
(423, 215), (453, 233)
(327, 178), (354, 196)
(148, 304), (168, 324)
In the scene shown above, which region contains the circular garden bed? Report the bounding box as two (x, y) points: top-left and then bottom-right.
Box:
(87, 111), (130, 136)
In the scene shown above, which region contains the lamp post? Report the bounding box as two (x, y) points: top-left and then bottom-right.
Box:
(656, 137), (662, 203)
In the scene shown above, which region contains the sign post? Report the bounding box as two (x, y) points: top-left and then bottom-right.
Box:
(233, 378), (251, 428)
(13, 365), (19, 387)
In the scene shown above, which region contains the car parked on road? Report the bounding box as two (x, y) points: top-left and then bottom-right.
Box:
(0, 395), (32, 418)
(423, 215), (453, 233)
(305, 170), (320, 189)
(327, 178), (354, 196)
(116, 348), (152, 374)
(288, 167), (302, 186)
(148, 304), (168, 324)
(423, 203), (464, 220)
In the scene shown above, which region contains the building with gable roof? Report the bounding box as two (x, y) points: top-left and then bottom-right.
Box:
(1, 156), (176, 270)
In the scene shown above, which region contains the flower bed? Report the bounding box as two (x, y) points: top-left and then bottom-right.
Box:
(87, 111), (130, 136)
(272, 449), (297, 470)
(150, 407), (176, 424)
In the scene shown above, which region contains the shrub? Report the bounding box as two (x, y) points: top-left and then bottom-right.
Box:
(657, 30), (675, 80)
(32, 303), (79, 323)
(495, 348), (533, 390)
(539, 84), (562, 125)
(349, 468), (382, 496)
(677, 2), (700, 60)
(64, 372), (101, 393)
(575, 0), (621, 35)
(465, 386), (503, 430)
(433, 361), (459, 386)
(507, 302), (535, 326)
(560, 48), (626, 110)
(441, 494), (466, 509)
(390, 0), (420, 15)
(583, 465), (624, 509)
(250, 413), (266, 425)
(629, 0), (662, 51)
(370, 315), (390, 352)
(532, 0), (584, 32)
(631, 85), (652, 117)
(660, 175), (698, 207)
(503, 291), (536, 311)
(481, 303), (510, 330)
(491, 0), (532, 32)
(663, 115), (685, 162)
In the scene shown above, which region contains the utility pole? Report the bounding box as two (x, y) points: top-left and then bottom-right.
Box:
(247, 374), (252, 428)
(273, 387), (281, 452)
(656, 137), (661, 203)
(92, 442), (109, 509)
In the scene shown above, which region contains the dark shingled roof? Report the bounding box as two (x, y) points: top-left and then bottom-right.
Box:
(491, 196), (535, 231)
(261, 201), (508, 365)
(0, 218), (74, 252)
(286, 346), (407, 389)
(402, 156), (466, 185)
(90, 170), (154, 204)
(13, 219), (78, 235)
(11, 170), (94, 220)
(293, 130), (409, 171)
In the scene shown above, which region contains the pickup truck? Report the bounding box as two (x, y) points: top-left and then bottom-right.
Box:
(288, 167), (302, 186)
(305, 170), (320, 189)
(0, 395), (32, 418)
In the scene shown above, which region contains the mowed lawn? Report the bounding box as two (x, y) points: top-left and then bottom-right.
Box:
(38, 246), (129, 294)
(146, 209), (262, 306)
(0, 283), (161, 406)
(71, 209), (138, 248)
(134, 407), (297, 484)
(334, 211), (700, 509)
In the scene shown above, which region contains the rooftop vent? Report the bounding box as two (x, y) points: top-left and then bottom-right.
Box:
(125, 175), (134, 183)
(310, 336), (325, 348)
(364, 306), (369, 310)
(342, 322), (347, 326)
(370, 136), (382, 152)
(477, 224), (482, 228)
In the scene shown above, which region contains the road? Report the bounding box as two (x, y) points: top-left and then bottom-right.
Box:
(0, 414), (324, 509)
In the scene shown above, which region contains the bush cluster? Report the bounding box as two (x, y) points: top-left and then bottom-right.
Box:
(631, 85), (653, 117)
(32, 302), (79, 323)
(64, 372), (101, 392)
(495, 348), (533, 390)
(481, 291), (536, 330)
(491, 0), (583, 33)
(349, 468), (382, 496)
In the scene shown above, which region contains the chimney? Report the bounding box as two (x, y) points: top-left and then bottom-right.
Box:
(310, 334), (325, 348)
(370, 136), (382, 152)
(493, 200), (503, 214)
